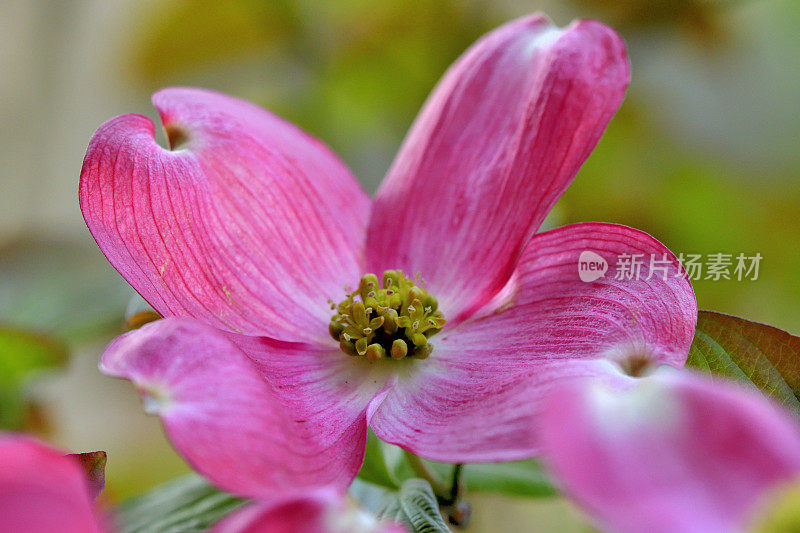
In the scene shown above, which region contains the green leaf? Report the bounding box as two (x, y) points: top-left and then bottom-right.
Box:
(0, 325), (67, 429)
(358, 432), (557, 497)
(751, 481), (800, 533)
(432, 460), (557, 498)
(349, 478), (395, 514)
(376, 478), (451, 533)
(356, 430), (405, 489)
(687, 310), (800, 415)
(117, 474), (244, 533)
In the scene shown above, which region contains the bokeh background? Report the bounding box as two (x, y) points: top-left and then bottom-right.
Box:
(1, 0), (798, 531)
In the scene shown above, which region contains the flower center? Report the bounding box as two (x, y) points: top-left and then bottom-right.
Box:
(329, 270), (446, 360)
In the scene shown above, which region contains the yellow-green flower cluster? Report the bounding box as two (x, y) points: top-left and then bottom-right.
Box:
(329, 270), (446, 361)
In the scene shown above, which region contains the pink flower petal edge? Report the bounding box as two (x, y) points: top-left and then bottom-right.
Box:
(367, 14), (630, 323)
(370, 223), (697, 462)
(80, 87), (369, 344)
(0, 435), (104, 533)
(211, 489), (406, 533)
(100, 318), (374, 500)
(539, 369), (800, 533)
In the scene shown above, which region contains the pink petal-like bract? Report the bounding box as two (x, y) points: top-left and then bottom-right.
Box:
(367, 14), (630, 323)
(80, 87), (369, 344)
(540, 369), (800, 533)
(211, 489), (406, 533)
(100, 318), (378, 499)
(370, 223), (696, 462)
(0, 435), (103, 533)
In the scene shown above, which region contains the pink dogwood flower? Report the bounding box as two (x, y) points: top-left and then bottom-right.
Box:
(80, 13), (697, 499)
(539, 369), (800, 533)
(0, 435), (105, 533)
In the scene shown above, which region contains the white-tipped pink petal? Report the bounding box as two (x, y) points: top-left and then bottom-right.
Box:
(367, 14), (630, 322)
(540, 370), (800, 533)
(370, 223), (697, 462)
(211, 490), (406, 533)
(99, 318), (371, 499)
(80, 87), (369, 344)
(0, 436), (103, 533)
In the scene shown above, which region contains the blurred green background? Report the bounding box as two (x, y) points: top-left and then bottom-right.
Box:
(1, 0), (798, 530)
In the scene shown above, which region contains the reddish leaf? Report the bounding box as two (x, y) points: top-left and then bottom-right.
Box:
(687, 311), (800, 415)
(69, 451), (107, 500)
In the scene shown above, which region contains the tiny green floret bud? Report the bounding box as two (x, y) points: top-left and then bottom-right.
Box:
(329, 320), (344, 341)
(413, 344), (432, 359)
(391, 339), (408, 359)
(329, 270), (446, 361)
(365, 343), (386, 361)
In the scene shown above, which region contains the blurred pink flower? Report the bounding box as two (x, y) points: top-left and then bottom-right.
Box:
(212, 489), (406, 533)
(0, 435), (105, 533)
(0, 435), (398, 533)
(539, 369), (800, 533)
(80, 13), (696, 498)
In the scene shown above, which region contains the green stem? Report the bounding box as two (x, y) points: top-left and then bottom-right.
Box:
(404, 452), (466, 505)
(403, 451), (449, 496)
(444, 463), (470, 528)
(405, 453), (471, 528)
(448, 463), (464, 505)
